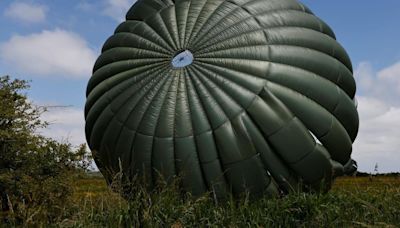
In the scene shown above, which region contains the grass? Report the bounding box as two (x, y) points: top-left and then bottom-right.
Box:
(2, 174), (399, 227)
(56, 174), (400, 227)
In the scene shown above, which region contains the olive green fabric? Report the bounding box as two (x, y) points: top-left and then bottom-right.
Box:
(85, 0), (359, 197)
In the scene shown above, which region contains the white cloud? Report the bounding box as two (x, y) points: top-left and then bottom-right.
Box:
(40, 106), (86, 146)
(4, 2), (47, 23)
(352, 62), (400, 173)
(103, 0), (133, 22)
(355, 61), (400, 106)
(353, 97), (400, 173)
(77, 1), (95, 12)
(378, 62), (400, 80)
(0, 29), (97, 78)
(378, 62), (400, 94)
(77, 0), (134, 22)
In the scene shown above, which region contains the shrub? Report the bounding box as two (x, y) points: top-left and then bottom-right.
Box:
(0, 76), (91, 225)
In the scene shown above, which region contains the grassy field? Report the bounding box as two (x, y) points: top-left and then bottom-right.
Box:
(2, 173), (398, 227)
(56, 174), (400, 227)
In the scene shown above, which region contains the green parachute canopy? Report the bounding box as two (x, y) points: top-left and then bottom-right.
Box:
(85, 0), (359, 197)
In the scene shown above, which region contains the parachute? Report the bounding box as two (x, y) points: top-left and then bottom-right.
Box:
(85, 0), (359, 198)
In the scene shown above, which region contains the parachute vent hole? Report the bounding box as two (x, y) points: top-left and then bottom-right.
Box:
(171, 50), (193, 68)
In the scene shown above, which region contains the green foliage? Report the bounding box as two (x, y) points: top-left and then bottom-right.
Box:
(0, 76), (91, 225)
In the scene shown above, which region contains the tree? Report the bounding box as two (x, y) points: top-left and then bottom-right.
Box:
(0, 76), (91, 224)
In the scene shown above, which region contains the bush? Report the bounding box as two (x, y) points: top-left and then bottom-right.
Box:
(0, 76), (91, 225)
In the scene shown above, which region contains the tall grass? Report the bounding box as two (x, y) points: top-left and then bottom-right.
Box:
(66, 175), (400, 227)
(2, 175), (400, 227)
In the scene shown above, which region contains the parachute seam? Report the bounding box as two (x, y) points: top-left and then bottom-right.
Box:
(91, 73), (169, 152)
(153, 13), (178, 50)
(115, 21), (172, 51)
(104, 32), (171, 54)
(92, 60), (170, 80)
(147, 76), (176, 183)
(319, 116), (335, 140)
(195, 9), (332, 48)
(86, 70), (161, 125)
(148, 74), (178, 180)
(125, 73), (173, 184)
(100, 47), (170, 58)
(173, 3), (181, 48)
(196, 60), (265, 92)
(186, 66), (230, 188)
(194, 62), (261, 106)
(197, 43), (353, 79)
(191, 65), (244, 122)
(86, 65), (168, 140)
(194, 60), (356, 139)
(190, 0), (240, 48)
(183, 0), (208, 48)
(186, 0), (227, 47)
(141, 15), (176, 52)
(182, 0), (191, 48)
(184, 80), (209, 190)
(95, 57), (169, 72)
(190, 65), (231, 123)
(267, 82), (352, 161)
(242, 98), (299, 189)
(185, 66), (212, 134)
(90, 72), (161, 173)
(107, 72), (171, 143)
(267, 81), (350, 138)
(197, 25), (333, 52)
(195, 27), (351, 71)
(183, 68), (195, 139)
(196, 57), (349, 103)
(286, 143), (318, 166)
(159, 7), (180, 50)
(171, 71), (179, 177)
(192, 0), (274, 46)
(90, 59), (167, 89)
(86, 64), (168, 122)
(99, 72), (166, 153)
(196, 55), (354, 98)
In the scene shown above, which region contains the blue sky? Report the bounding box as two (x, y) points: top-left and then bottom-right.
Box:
(1, 1), (399, 172)
(301, 1), (400, 70)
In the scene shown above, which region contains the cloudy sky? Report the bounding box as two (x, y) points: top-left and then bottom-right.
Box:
(1, 1), (399, 173)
